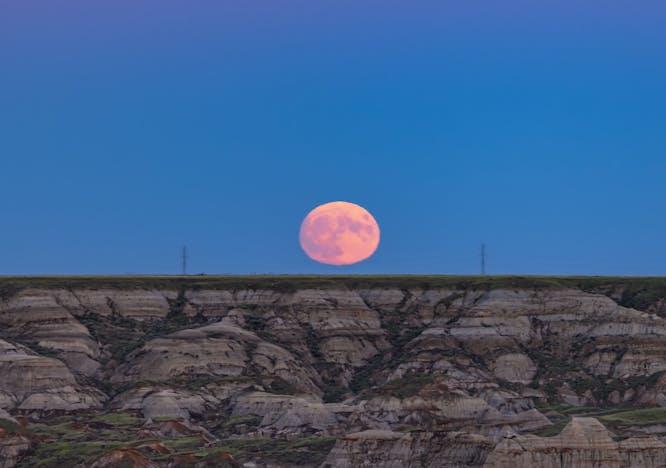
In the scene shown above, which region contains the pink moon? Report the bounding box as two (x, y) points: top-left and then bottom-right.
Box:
(299, 201), (381, 266)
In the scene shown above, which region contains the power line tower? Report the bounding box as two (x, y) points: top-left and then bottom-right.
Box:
(481, 243), (487, 275)
(181, 245), (188, 276)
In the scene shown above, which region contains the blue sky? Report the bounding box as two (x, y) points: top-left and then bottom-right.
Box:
(2, 1), (666, 275)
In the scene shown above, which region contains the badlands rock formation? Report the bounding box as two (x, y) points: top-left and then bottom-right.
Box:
(485, 417), (666, 468)
(0, 276), (666, 466)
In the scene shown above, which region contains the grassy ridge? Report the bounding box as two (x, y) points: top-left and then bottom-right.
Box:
(2, 274), (666, 292)
(600, 407), (666, 426)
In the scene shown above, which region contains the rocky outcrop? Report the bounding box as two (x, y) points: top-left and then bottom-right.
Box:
(327, 417), (666, 467)
(490, 353), (536, 384)
(0, 289), (101, 376)
(111, 322), (322, 395)
(0, 339), (103, 412)
(0, 429), (31, 468)
(184, 289), (390, 377)
(231, 391), (340, 432)
(323, 429), (495, 467)
(355, 391), (549, 435)
(111, 386), (218, 421)
(69, 289), (175, 321)
(484, 417), (666, 468)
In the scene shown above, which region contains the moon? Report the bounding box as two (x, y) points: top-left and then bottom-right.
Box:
(299, 201), (380, 266)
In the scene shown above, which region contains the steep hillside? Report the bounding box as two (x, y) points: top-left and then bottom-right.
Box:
(2, 276), (666, 467)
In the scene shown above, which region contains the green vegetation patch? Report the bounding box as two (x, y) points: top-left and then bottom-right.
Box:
(0, 418), (21, 433)
(163, 435), (204, 452)
(350, 353), (385, 394)
(322, 384), (348, 403)
(18, 412), (150, 467)
(600, 407), (666, 426)
(570, 376), (597, 395)
(373, 372), (435, 399)
(265, 377), (300, 395)
(220, 415), (262, 430)
(28, 419), (89, 442)
(20, 440), (125, 467)
(532, 419), (570, 437)
(91, 412), (142, 427)
(217, 436), (337, 465)
(78, 313), (144, 366)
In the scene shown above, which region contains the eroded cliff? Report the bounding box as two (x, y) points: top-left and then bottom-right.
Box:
(1, 276), (666, 467)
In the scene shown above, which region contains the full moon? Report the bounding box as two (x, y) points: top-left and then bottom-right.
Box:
(299, 201), (380, 266)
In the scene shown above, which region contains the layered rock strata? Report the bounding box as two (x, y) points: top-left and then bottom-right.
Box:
(0, 279), (666, 466)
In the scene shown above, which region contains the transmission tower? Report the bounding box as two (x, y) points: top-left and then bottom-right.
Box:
(181, 245), (188, 276)
(481, 243), (487, 275)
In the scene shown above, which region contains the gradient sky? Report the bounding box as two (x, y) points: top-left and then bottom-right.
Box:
(2, 1), (666, 275)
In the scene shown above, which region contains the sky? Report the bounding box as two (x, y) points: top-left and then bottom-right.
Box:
(2, 1), (666, 275)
